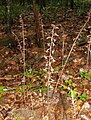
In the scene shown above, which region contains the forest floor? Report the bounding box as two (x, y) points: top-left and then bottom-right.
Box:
(0, 7), (91, 120)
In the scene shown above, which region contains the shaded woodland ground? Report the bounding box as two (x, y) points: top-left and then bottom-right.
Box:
(0, 1), (91, 120)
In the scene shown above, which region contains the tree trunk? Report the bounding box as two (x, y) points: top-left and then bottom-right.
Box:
(32, 0), (43, 47)
(5, 0), (11, 33)
(70, 0), (74, 9)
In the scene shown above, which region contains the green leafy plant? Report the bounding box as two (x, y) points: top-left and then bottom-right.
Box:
(24, 68), (45, 85)
(24, 68), (36, 77)
(59, 84), (77, 98)
(78, 93), (88, 101)
(67, 88), (77, 98)
(65, 79), (77, 87)
(58, 79), (77, 98)
(58, 78), (89, 101)
(79, 68), (91, 80)
(24, 68), (45, 77)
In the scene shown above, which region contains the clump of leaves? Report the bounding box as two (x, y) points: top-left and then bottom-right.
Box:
(24, 68), (45, 77)
(78, 93), (88, 101)
(24, 68), (37, 77)
(65, 79), (76, 87)
(22, 68), (48, 93)
(65, 79), (77, 98)
(58, 79), (88, 101)
(24, 68), (46, 85)
(67, 88), (77, 98)
(58, 79), (77, 98)
(79, 68), (91, 80)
